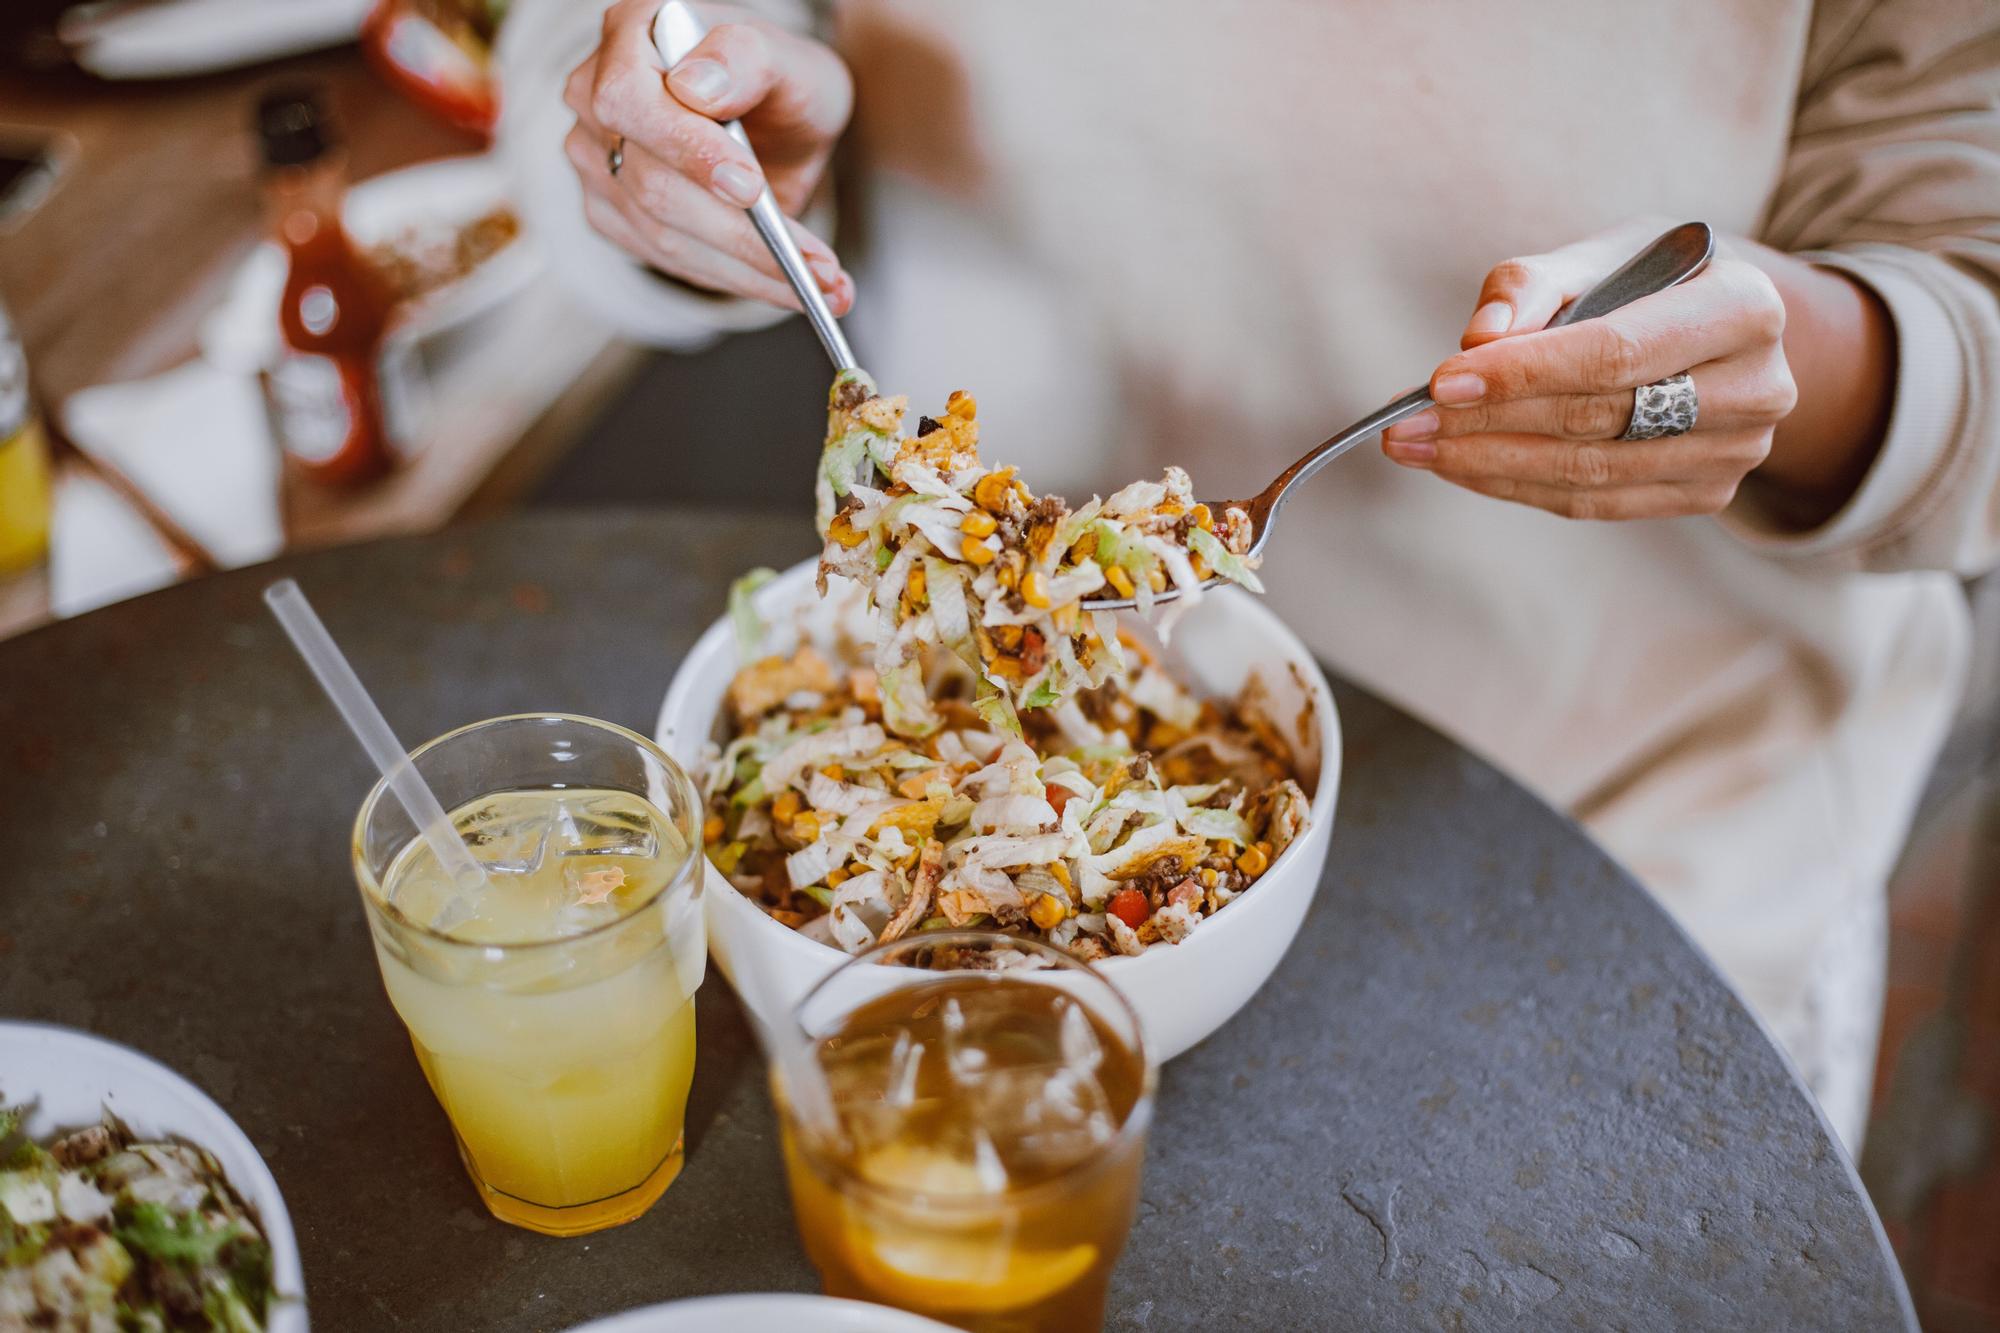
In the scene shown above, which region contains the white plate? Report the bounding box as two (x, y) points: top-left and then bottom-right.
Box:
(64, 0), (371, 80)
(199, 155), (540, 374)
(569, 1293), (958, 1333)
(0, 1022), (308, 1332)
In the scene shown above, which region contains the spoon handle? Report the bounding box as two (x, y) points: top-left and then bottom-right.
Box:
(652, 1), (858, 372)
(1257, 223), (1716, 516)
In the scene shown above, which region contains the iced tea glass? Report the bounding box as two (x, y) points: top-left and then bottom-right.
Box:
(775, 930), (1155, 1332)
(352, 714), (705, 1236)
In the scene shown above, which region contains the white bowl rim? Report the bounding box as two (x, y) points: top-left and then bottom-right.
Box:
(656, 558), (1341, 987)
(0, 1020), (308, 1331)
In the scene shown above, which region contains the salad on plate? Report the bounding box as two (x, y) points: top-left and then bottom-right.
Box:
(0, 1103), (275, 1332)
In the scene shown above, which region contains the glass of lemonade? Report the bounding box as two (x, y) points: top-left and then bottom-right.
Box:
(351, 714), (705, 1237)
(774, 930), (1155, 1333)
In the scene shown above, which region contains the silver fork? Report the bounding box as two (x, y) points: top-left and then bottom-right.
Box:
(650, 1), (1714, 613)
(652, 1), (858, 372)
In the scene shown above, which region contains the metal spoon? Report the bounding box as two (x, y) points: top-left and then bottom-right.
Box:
(1083, 221), (1716, 611)
(651, 0), (857, 371)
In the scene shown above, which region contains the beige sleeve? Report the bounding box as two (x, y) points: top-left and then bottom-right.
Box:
(1726, 0), (2000, 575)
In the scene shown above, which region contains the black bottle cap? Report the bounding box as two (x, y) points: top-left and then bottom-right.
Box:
(256, 86), (335, 169)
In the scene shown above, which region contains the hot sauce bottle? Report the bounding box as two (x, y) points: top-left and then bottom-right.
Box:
(255, 87), (401, 487)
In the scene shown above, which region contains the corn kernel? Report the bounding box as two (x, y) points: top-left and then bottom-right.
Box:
(1199, 867), (1220, 888)
(702, 815), (725, 844)
(960, 510), (998, 538)
(1020, 571), (1052, 609)
(1192, 503), (1214, 531)
(827, 511), (868, 548)
(793, 811), (822, 843)
(1236, 845), (1270, 877)
(973, 469), (1015, 513)
(997, 564), (1019, 591)
(1104, 565), (1136, 598)
(1051, 603), (1080, 635)
(961, 536), (997, 565)
(827, 865), (851, 889)
(1029, 893), (1068, 931)
(946, 389), (977, 420)
(991, 624), (1024, 652)
(1190, 553), (1211, 581)
(1147, 566), (1166, 592)
(1048, 860), (1073, 891)
(820, 764), (845, 782)
(906, 563), (927, 604)
(772, 789), (802, 823)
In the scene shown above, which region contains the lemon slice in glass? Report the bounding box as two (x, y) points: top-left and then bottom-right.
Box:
(844, 1145), (1098, 1313)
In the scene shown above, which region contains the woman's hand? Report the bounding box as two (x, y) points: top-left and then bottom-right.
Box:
(1381, 223), (1799, 520)
(563, 0), (855, 312)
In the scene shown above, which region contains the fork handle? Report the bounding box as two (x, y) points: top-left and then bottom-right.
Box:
(651, 1), (858, 372)
(1262, 222), (1716, 512)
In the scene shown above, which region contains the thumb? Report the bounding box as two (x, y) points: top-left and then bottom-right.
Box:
(1459, 232), (1637, 349)
(664, 20), (851, 145)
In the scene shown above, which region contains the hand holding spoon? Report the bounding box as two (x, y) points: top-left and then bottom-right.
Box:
(1082, 221), (1717, 610)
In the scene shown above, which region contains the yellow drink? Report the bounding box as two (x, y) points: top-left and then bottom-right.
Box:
(353, 718), (707, 1236)
(0, 412), (51, 574)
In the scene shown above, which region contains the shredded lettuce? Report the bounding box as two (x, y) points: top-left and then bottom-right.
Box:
(1190, 526), (1265, 593)
(728, 568), (778, 662)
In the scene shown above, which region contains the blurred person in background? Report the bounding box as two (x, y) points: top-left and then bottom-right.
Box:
(499, 0), (2000, 1150)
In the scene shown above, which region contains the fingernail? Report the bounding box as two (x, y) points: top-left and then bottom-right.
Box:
(670, 58), (730, 106)
(1384, 438), (1437, 465)
(711, 162), (763, 207)
(1382, 410), (1438, 442)
(1433, 372), (1486, 404)
(808, 254), (845, 290)
(1468, 301), (1513, 336)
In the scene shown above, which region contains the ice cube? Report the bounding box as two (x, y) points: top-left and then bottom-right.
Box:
(983, 1063), (1117, 1176)
(939, 996), (992, 1086)
(1056, 996), (1103, 1073)
(552, 793), (658, 859)
(460, 804), (549, 875)
(885, 1031), (925, 1109)
(968, 1126), (1010, 1193)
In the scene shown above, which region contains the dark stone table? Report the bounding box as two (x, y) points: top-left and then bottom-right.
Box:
(0, 511), (1915, 1332)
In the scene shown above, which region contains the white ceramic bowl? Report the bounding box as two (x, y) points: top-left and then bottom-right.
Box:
(0, 1022), (308, 1332)
(568, 1293), (957, 1332)
(657, 559), (1340, 1061)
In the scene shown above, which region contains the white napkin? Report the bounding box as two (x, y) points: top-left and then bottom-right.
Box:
(46, 471), (180, 619)
(51, 361), (282, 618)
(63, 0), (372, 80)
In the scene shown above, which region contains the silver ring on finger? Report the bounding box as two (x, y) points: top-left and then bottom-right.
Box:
(607, 135), (626, 178)
(1621, 372), (1698, 440)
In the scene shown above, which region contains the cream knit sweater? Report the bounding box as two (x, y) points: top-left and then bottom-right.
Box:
(500, 0), (2000, 1146)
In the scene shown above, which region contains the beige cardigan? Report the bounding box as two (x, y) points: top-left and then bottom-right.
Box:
(500, 0), (2000, 1139)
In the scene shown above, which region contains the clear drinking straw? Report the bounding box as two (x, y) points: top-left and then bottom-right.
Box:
(263, 579), (487, 896)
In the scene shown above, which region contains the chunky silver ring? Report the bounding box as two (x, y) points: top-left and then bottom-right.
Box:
(607, 135), (626, 177)
(1621, 372), (1698, 440)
